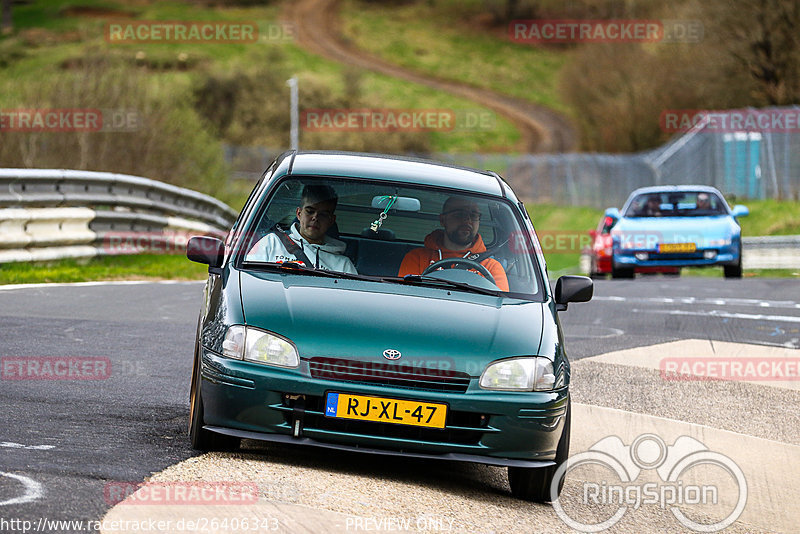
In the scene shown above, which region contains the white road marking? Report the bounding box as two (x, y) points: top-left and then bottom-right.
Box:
(0, 280), (203, 292)
(631, 308), (800, 324)
(594, 295), (800, 309)
(567, 327), (625, 339)
(1, 442), (55, 451)
(0, 472), (44, 506)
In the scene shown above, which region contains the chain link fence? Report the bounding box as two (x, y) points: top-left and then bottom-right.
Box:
(224, 106), (800, 209)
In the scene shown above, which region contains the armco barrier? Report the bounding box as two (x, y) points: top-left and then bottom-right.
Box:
(741, 235), (800, 269)
(0, 169), (238, 263)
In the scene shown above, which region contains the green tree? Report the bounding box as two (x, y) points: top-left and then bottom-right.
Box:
(701, 0), (800, 105)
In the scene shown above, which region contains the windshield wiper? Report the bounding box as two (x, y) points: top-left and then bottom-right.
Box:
(385, 274), (502, 296)
(244, 262), (376, 282)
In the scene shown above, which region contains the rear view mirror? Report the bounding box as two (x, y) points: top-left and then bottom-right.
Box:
(187, 236), (224, 270)
(371, 196), (421, 212)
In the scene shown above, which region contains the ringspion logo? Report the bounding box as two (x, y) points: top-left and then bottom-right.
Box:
(552, 434), (747, 532)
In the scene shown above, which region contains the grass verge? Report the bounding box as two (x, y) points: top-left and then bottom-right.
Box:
(340, 0), (568, 111)
(0, 254), (208, 285)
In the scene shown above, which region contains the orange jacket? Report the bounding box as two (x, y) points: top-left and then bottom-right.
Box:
(397, 230), (509, 291)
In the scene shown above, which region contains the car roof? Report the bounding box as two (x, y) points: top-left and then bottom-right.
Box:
(277, 151), (507, 197)
(627, 185), (724, 196)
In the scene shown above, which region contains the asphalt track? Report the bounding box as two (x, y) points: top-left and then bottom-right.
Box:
(1, 278), (798, 533)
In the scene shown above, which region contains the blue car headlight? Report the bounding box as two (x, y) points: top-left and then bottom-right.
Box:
(706, 237), (732, 247)
(221, 325), (299, 368)
(479, 357), (555, 391)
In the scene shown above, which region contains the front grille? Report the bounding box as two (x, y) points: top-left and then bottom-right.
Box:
(308, 357), (472, 393)
(649, 252), (704, 261)
(288, 395), (486, 446)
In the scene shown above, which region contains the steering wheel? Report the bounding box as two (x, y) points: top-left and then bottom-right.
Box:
(422, 258), (496, 285)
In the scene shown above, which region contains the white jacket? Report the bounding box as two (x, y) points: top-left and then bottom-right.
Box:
(245, 223), (358, 274)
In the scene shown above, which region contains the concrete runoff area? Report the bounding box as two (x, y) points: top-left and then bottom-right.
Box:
(101, 340), (799, 533)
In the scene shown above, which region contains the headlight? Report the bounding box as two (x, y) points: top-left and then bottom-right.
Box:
(479, 357), (555, 391)
(221, 326), (299, 368)
(707, 237), (732, 247)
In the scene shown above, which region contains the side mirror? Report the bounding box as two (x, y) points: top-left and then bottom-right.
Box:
(731, 205), (749, 218)
(555, 275), (593, 311)
(187, 236), (225, 271)
(604, 207), (621, 220)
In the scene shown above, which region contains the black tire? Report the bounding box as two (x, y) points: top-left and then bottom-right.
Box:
(508, 400), (571, 502)
(189, 346), (240, 451)
(611, 264), (634, 279)
(724, 258), (742, 279)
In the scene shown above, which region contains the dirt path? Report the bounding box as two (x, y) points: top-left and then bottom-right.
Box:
(284, 0), (577, 153)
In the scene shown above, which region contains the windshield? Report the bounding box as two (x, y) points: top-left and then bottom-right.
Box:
(237, 176), (544, 299)
(624, 191), (728, 218)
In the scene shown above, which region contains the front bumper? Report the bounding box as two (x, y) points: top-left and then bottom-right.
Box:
(199, 347), (568, 466)
(614, 246), (739, 268)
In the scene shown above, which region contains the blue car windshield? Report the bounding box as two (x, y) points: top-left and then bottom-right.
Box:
(624, 191), (727, 217)
(238, 176), (545, 300)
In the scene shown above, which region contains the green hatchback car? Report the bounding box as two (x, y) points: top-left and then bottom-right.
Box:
(187, 151), (593, 502)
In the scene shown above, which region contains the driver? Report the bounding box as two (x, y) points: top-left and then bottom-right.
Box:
(398, 196), (509, 291)
(246, 185), (357, 274)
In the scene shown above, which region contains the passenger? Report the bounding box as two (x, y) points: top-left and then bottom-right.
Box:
(696, 193), (712, 211)
(247, 185), (357, 273)
(636, 194), (662, 217)
(398, 196), (509, 291)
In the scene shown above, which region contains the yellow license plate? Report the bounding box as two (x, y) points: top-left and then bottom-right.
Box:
(658, 242), (696, 253)
(325, 392), (447, 429)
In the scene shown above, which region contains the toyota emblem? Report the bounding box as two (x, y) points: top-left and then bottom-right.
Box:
(383, 349), (401, 360)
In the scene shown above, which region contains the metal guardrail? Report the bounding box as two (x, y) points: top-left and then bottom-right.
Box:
(0, 169), (238, 263)
(742, 235), (800, 249)
(741, 235), (800, 269)
(0, 169), (237, 228)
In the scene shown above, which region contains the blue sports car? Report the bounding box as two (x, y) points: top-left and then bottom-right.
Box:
(604, 186), (749, 279)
